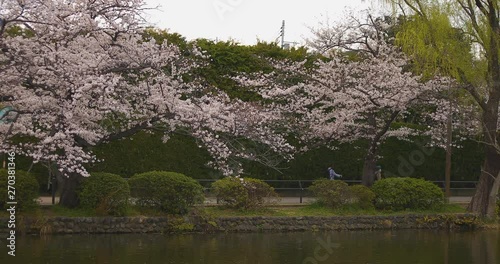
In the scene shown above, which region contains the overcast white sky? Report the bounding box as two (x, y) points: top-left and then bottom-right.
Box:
(143, 0), (383, 45)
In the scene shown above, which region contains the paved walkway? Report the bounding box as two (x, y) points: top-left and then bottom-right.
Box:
(37, 196), (472, 206)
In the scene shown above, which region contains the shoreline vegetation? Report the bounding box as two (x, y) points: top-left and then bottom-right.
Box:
(0, 203), (498, 235)
(1, 171), (497, 235)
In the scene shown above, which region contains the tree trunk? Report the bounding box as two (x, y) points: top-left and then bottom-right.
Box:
(361, 111), (399, 186)
(362, 147), (377, 186)
(59, 172), (85, 208)
(486, 171), (500, 219)
(467, 148), (500, 216)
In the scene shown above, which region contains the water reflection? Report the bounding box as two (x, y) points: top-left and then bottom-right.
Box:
(0, 230), (498, 264)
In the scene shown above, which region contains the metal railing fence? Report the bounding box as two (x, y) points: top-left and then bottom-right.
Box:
(195, 179), (478, 203)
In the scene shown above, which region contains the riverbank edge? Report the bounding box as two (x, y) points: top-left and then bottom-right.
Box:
(0, 213), (489, 235)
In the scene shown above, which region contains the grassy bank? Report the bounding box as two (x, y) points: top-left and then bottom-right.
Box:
(203, 203), (467, 217)
(0, 203), (468, 218)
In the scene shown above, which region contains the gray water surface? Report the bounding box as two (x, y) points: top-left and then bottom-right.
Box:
(1, 230), (499, 264)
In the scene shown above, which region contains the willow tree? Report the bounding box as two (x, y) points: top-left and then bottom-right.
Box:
(378, 0), (500, 217)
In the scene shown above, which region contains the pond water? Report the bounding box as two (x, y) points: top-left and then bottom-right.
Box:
(1, 230), (498, 264)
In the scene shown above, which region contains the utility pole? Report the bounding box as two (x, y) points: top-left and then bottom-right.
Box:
(280, 20), (285, 49)
(277, 20), (297, 49)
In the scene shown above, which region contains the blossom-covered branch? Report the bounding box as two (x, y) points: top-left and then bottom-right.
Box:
(0, 0), (292, 178)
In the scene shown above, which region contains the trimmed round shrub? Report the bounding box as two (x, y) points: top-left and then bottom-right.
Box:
(372, 177), (444, 211)
(212, 177), (247, 208)
(212, 177), (278, 210)
(349, 185), (376, 210)
(78, 172), (130, 216)
(0, 169), (39, 211)
(309, 179), (351, 208)
(129, 171), (204, 214)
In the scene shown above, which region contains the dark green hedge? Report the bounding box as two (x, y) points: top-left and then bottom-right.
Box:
(92, 132), (220, 179)
(379, 137), (483, 181)
(8, 134), (484, 187)
(89, 132), (483, 182)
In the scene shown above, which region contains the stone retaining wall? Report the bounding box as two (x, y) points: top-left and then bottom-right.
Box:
(0, 214), (479, 235)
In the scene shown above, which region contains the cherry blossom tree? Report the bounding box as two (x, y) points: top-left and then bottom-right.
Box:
(0, 0), (292, 207)
(238, 14), (448, 186)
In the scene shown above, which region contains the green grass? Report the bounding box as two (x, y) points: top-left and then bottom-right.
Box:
(46, 205), (175, 217)
(203, 203), (467, 217)
(0, 202), (468, 218)
(204, 207), (289, 217)
(0, 205), (95, 219)
(45, 205), (97, 217)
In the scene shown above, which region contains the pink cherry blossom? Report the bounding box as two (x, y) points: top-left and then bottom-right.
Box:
(0, 0), (292, 177)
